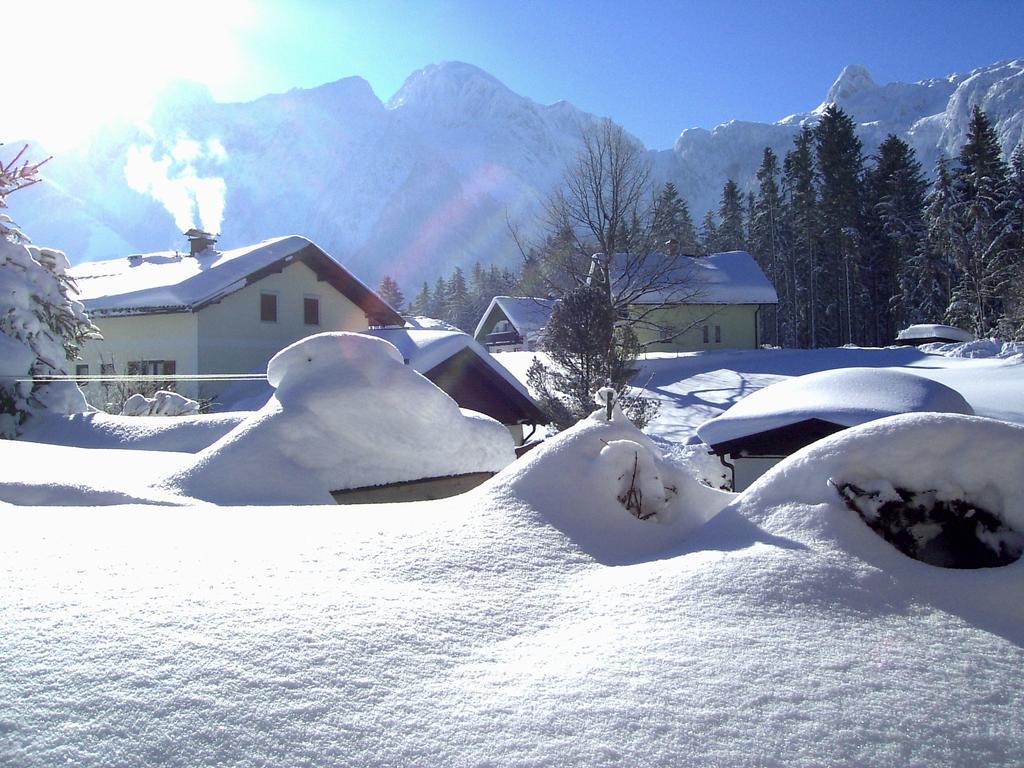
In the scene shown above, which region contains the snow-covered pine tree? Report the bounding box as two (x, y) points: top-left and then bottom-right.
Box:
(0, 145), (98, 437)
(947, 106), (1011, 336)
(782, 126), (820, 347)
(650, 181), (699, 254)
(814, 105), (864, 346)
(699, 210), (718, 256)
(446, 266), (472, 330)
(411, 282), (432, 316)
(715, 179), (746, 252)
(378, 275), (406, 312)
(750, 148), (785, 345)
(919, 156), (961, 324)
(996, 144), (1024, 338)
(862, 135), (928, 343)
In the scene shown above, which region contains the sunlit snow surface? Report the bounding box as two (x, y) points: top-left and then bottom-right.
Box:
(2, 343), (1024, 765)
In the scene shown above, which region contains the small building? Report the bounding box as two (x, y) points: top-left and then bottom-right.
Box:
(365, 320), (547, 447)
(895, 324), (974, 346)
(71, 234), (403, 401)
(607, 250), (779, 352)
(473, 251), (778, 354)
(473, 296), (558, 352)
(697, 368), (974, 491)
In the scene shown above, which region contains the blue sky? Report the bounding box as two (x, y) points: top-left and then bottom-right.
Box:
(11, 0), (1024, 150)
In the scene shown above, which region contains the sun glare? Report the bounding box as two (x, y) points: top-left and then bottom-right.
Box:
(10, 0), (258, 150)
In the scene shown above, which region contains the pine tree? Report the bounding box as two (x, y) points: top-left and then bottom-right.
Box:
(919, 156), (960, 324)
(651, 181), (699, 253)
(716, 179), (746, 252)
(948, 106), (1011, 335)
(996, 144), (1024, 338)
(782, 126), (820, 347)
(430, 277), (448, 320)
(814, 104), (864, 345)
(862, 135), (928, 343)
(751, 148), (784, 345)
(699, 210), (718, 255)
(411, 282), (432, 316)
(446, 266), (471, 330)
(377, 275), (406, 312)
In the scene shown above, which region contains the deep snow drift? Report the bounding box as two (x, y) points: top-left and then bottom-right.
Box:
(163, 332), (515, 504)
(2, 411), (1024, 766)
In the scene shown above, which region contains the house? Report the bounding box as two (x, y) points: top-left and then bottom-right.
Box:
(696, 368), (974, 491)
(365, 318), (547, 448)
(71, 234), (403, 401)
(895, 324), (974, 346)
(473, 251), (777, 354)
(598, 250), (778, 352)
(473, 297), (558, 352)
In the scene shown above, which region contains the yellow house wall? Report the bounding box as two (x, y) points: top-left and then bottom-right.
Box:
(631, 303), (762, 352)
(78, 311), (199, 400)
(78, 261), (370, 404)
(195, 261), (369, 399)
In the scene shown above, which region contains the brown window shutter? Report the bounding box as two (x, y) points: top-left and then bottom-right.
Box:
(261, 293), (277, 322)
(304, 296), (320, 325)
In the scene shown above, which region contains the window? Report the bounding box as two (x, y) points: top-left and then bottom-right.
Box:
(715, 325), (722, 343)
(100, 363), (115, 376)
(260, 292), (278, 322)
(702, 325), (709, 344)
(127, 360), (177, 390)
(304, 295), (320, 325)
(76, 364), (89, 383)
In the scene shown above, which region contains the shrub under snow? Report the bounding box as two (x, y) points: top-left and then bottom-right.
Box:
(121, 390), (201, 417)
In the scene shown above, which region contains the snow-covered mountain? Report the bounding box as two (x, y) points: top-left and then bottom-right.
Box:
(8, 58), (1024, 288)
(664, 58), (1024, 216)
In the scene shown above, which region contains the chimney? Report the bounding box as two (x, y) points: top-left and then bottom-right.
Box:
(184, 228), (217, 256)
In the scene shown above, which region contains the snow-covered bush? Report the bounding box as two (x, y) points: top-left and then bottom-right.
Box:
(492, 403), (734, 563)
(121, 390), (201, 417)
(0, 146), (97, 437)
(833, 480), (1023, 569)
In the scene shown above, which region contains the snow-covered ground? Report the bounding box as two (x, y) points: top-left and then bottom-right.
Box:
(2, 341), (1024, 765)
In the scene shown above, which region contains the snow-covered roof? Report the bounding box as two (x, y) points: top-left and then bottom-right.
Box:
(896, 324), (974, 342)
(591, 250), (778, 306)
(365, 326), (540, 409)
(472, 296), (557, 340)
(69, 235), (402, 324)
(697, 367), (973, 448)
(635, 251), (778, 305)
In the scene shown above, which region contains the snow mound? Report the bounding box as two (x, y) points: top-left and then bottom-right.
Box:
(896, 323), (973, 342)
(18, 411), (247, 453)
(697, 367), (973, 446)
(122, 390), (200, 417)
(490, 405), (734, 564)
(919, 338), (1024, 360)
(738, 413), (1024, 556)
(164, 333), (515, 504)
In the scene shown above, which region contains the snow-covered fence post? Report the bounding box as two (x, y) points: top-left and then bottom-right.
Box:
(595, 384), (617, 420)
